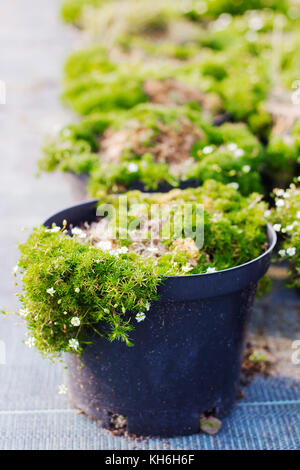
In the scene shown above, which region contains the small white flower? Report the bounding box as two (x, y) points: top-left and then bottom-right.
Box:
(96, 240), (112, 251)
(127, 162), (138, 173)
(136, 312), (146, 323)
(264, 210), (271, 218)
(69, 338), (79, 350)
(12, 265), (18, 276)
(25, 337), (36, 348)
(203, 146), (213, 154)
(71, 227), (86, 238)
(273, 224), (281, 232)
(278, 249), (286, 257)
(287, 247), (296, 257)
(50, 226), (61, 233)
(275, 189), (285, 197)
(276, 199), (285, 208)
(70, 316), (80, 327)
(206, 267), (217, 273)
(234, 148), (244, 158)
(227, 143), (238, 151)
(74, 287), (80, 293)
(144, 301), (151, 311)
(58, 384), (68, 395)
(297, 211), (300, 219)
(46, 287), (56, 296)
(228, 182), (239, 190)
(19, 308), (29, 318)
(242, 165), (251, 173)
(297, 176), (300, 182)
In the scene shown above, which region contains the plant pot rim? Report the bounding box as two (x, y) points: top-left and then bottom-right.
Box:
(44, 199), (276, 300)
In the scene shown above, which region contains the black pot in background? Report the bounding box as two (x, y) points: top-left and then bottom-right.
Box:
(44, 201), (276, 438)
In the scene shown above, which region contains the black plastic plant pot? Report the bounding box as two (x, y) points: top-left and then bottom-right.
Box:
(64, 171), (201, 199)
(44, 201), (276, 438)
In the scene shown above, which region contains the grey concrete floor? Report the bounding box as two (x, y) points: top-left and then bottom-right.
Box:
(0, 0), (83, 377)
(0, 0), (81, 310)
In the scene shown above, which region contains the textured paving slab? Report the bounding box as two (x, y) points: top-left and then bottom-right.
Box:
(0, 0), (299, 451)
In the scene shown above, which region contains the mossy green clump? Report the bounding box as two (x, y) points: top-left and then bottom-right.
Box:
(40, 112), (112, 174)
(185, 0), (288, 19)
(16, 223), (161, 358)
(60, 1), (300, 126)
(14, 180), (269, 358)
(60, 41), (279, 140)
(62, 66), (149, 115)
(40, 104), (264, 196)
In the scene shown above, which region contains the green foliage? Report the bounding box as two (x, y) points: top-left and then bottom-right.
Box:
(16, 224), (161, 358)
(60, 1), (299, 127)
(40, 112), (112, 174)
(263, 128), (300, 188)
(61, 0), (103, 24)
(62, 71), (148, 116)
(101, 180), (269, 274)
(186, 0), (288, 19)
(88, 152), (176, 196)
(40, 104), (264, 196)
(61, 0), (289, 26)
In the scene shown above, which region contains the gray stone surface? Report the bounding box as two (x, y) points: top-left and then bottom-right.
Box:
(0, 0), (81, 310)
